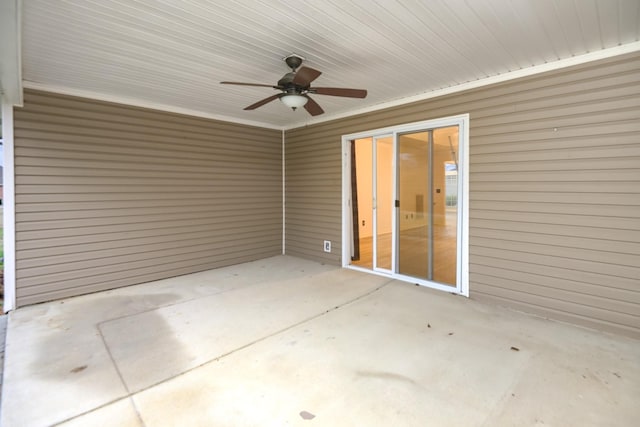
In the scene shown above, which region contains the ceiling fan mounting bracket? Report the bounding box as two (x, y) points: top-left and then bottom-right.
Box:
(283, 54), (305, 71)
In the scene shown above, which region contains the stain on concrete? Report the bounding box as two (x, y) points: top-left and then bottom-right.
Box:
(28, 293), (182, 392)
(300, 410), (315, 420)
(98, 303), (191, 392)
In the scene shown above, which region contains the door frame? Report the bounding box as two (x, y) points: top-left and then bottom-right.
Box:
(372, 134), (394, 274)
(341, 114), (470, 297)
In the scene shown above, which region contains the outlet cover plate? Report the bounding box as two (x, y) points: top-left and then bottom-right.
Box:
(323, 240), (331, 253)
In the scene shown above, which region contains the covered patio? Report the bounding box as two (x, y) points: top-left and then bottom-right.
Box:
(2, 256), (638, 426)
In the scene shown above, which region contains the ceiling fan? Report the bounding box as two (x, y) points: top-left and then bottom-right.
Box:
(221, 54), (367, 116)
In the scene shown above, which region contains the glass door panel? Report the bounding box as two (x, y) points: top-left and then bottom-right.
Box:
(397, 127), (458, 286)
(397, 132), (429, 279)
(375, 136), (393, 271)
(432, 127), (459, 286)
(350, 136), (393, 272)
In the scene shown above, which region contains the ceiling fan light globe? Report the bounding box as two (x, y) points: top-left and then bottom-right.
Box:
(280, 94), (308, 109)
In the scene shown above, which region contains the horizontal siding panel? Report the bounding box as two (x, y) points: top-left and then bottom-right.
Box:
(16, 198), (281, 219)
(16, 220), (280, 252)
(471, 236), (639, 267)
(470, 120), (640, 146)
(285, 190), (341, 200)
(18, 231), (281, 279)
(471, 210), (640, 230)
(471, 292), (640, 338)
(471, 139), (640, 161)
(471, 280), (640, 331)
(286, 52), (640, 337)
(471, 157), (640, 173)
(285, 210), (340, 220)
(13, 111), (276, 145)
(470, 228), (640, 255)
(15, 127), (281, 153)
(470, 264), (640, 305)
(470, 103), (640, 137)
(470, 181), (639, 193)
(16, 190), (281, 203)
(471, 273), (639, 316)
(470, 255), (639, 292)
(17, 247), (280, 301)
(469, 220), (640, 244)
(17, 213), (282, 240)
(17, 209), (282, 231)
(471, 191), (640, 205)
(472, 84), (640, 125)
(18, 223), (281, 263)
(16, 173), (282, 186)
(468, 246), (639, 279)
(16, 198), (281, 212)
(14, 90), (282, 305)
(18, 99), (273, 138)
(470, 135), (640, 156)
(15, 133), (281, 158)
(471, 170), (640, 182)
(17, 162), (281, 177)
(20, 91), (274, 133)
(16, 182), (279, 194)
(14, 125), (278, 156)
(470, 201), (640, 218)
(17, 233), (281, 287)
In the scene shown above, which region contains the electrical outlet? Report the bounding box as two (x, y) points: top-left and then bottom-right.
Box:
(323, 240), (331, 253)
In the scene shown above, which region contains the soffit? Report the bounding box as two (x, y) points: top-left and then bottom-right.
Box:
(21, 0), (640, 129)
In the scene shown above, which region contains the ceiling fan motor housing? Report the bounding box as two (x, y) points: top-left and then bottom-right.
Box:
(277, 73), (297, 91)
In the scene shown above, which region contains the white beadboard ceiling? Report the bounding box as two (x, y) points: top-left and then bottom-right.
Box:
(20, 0), (640, 129)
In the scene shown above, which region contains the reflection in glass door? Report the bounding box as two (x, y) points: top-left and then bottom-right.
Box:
(398, 126), (459, 286)
(397, 132), (429, 279)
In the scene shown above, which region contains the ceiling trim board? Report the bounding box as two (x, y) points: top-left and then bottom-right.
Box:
(283, 41), (640, 130)
(21, 81), (284, 131)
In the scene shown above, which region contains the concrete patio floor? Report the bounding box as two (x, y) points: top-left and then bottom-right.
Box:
(1, 255), (639, 426)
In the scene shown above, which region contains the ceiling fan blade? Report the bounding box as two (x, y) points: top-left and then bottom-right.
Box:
(293, 67), (322, 86)
(303, 95), (324, 116)
(244, 94), (282, 110)
(311, 87), (367, 98)
(221, 81), (279, 88)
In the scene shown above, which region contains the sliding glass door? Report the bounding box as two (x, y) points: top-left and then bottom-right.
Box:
(346, 116), (467, 295)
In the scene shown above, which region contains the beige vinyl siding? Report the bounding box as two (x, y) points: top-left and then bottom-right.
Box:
(285, 52), (640, 337)
(14, 90), (282, 306)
